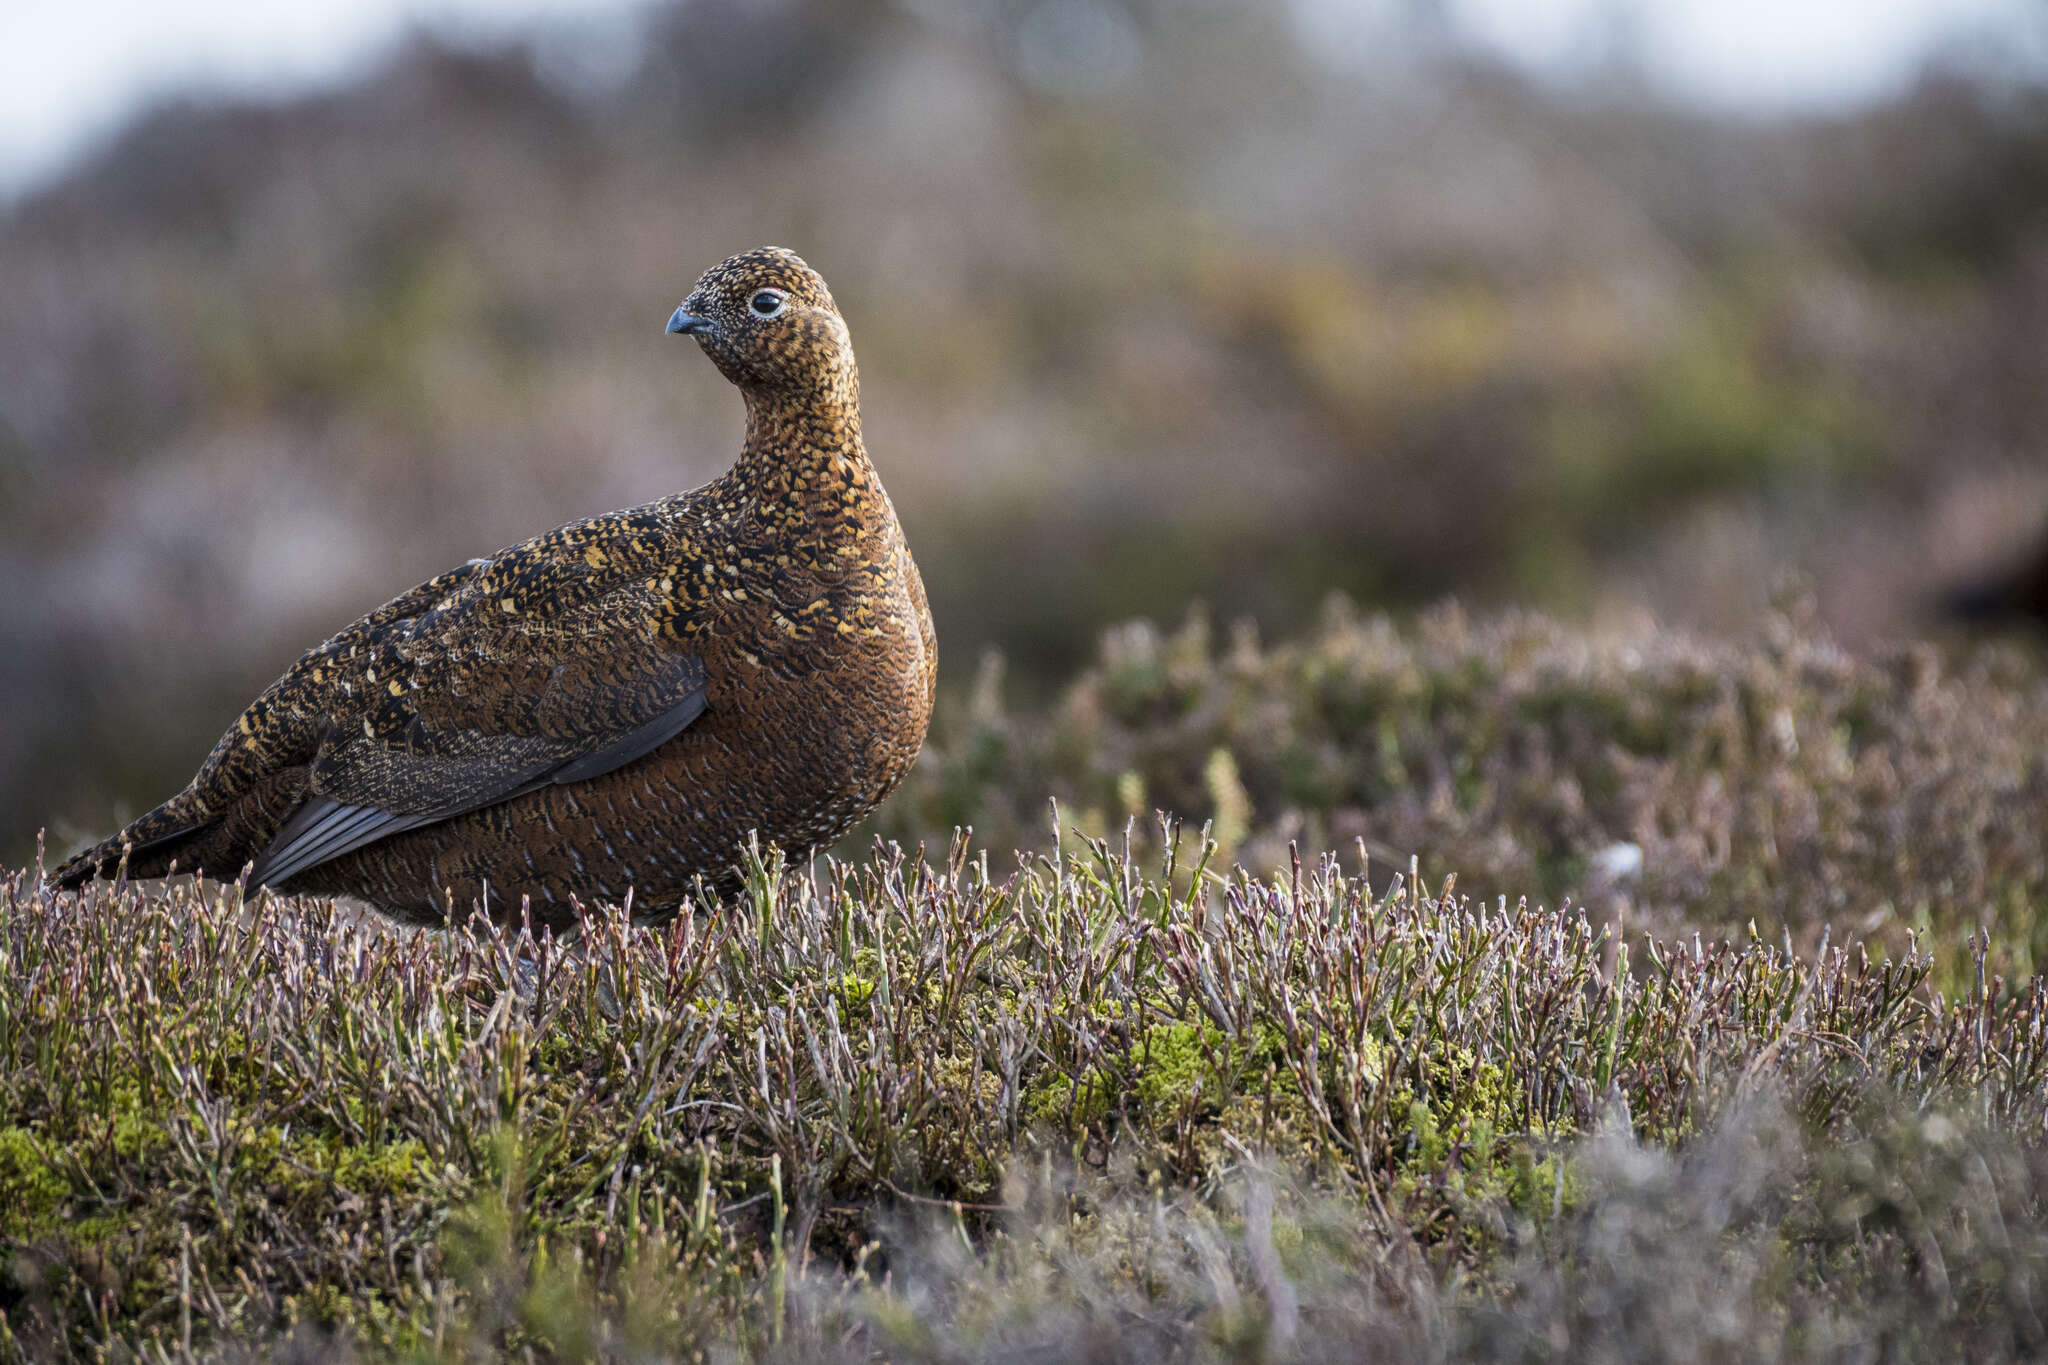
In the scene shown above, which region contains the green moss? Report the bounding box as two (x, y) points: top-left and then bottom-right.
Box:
(1512, 1147), (1580, 1216)
(101, 1082), (170, 1162)
(278, 1134), (430, 1199)
(1023, 1022), (1308, 1149)
(0, 1126), (65, 1236)
(836, 972), (877, 1017)
(1024, 1062), (1115, 1128)
(1134, 1022), (1220, 1112)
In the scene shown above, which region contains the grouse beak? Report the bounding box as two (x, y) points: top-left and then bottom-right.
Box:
(666, 307), (713, 337)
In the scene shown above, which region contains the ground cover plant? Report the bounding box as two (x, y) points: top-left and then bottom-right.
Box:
(7, 607), (2048, 1361)
(883, 600), (2048, 983)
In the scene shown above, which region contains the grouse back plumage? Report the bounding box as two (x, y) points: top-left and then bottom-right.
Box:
(54, 247), (937, 928)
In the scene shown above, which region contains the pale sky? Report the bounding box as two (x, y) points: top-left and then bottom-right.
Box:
(1448, 0), (2045, 107)
(0, 0), (653, 195)
(2, 0), (2043, 197)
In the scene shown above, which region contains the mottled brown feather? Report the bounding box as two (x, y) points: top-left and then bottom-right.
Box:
(54, 247), (936, 928)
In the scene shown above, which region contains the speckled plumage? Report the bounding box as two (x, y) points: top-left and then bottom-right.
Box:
(55, 247), (937, 928)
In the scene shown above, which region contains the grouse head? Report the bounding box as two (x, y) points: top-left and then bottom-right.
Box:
(667, 246), (852, 394)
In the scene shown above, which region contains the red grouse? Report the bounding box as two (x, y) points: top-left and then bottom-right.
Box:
(55, 247), (937, 927)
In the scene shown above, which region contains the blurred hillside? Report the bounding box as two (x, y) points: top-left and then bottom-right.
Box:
(6, 0), (2048, 862)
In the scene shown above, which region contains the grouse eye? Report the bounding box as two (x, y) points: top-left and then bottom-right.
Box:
(749, 290), (786, 318)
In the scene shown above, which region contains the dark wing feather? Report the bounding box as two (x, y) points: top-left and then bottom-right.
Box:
(252, 801), (434, 887)
(251, 687), (707, 887)
(247, 562), (708, 889)
(550, 689), (707, 783)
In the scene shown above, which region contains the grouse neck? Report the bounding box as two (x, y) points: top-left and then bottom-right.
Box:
(733, 373), (879, 522)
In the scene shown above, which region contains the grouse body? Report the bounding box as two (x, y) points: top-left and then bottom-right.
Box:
(54, 247), (937, 927)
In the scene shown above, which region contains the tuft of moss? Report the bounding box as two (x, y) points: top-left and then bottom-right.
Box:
(0, 1129), (65, 1239)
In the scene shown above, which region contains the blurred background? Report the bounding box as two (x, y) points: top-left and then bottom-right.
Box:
(6, 0), (2048, 866)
